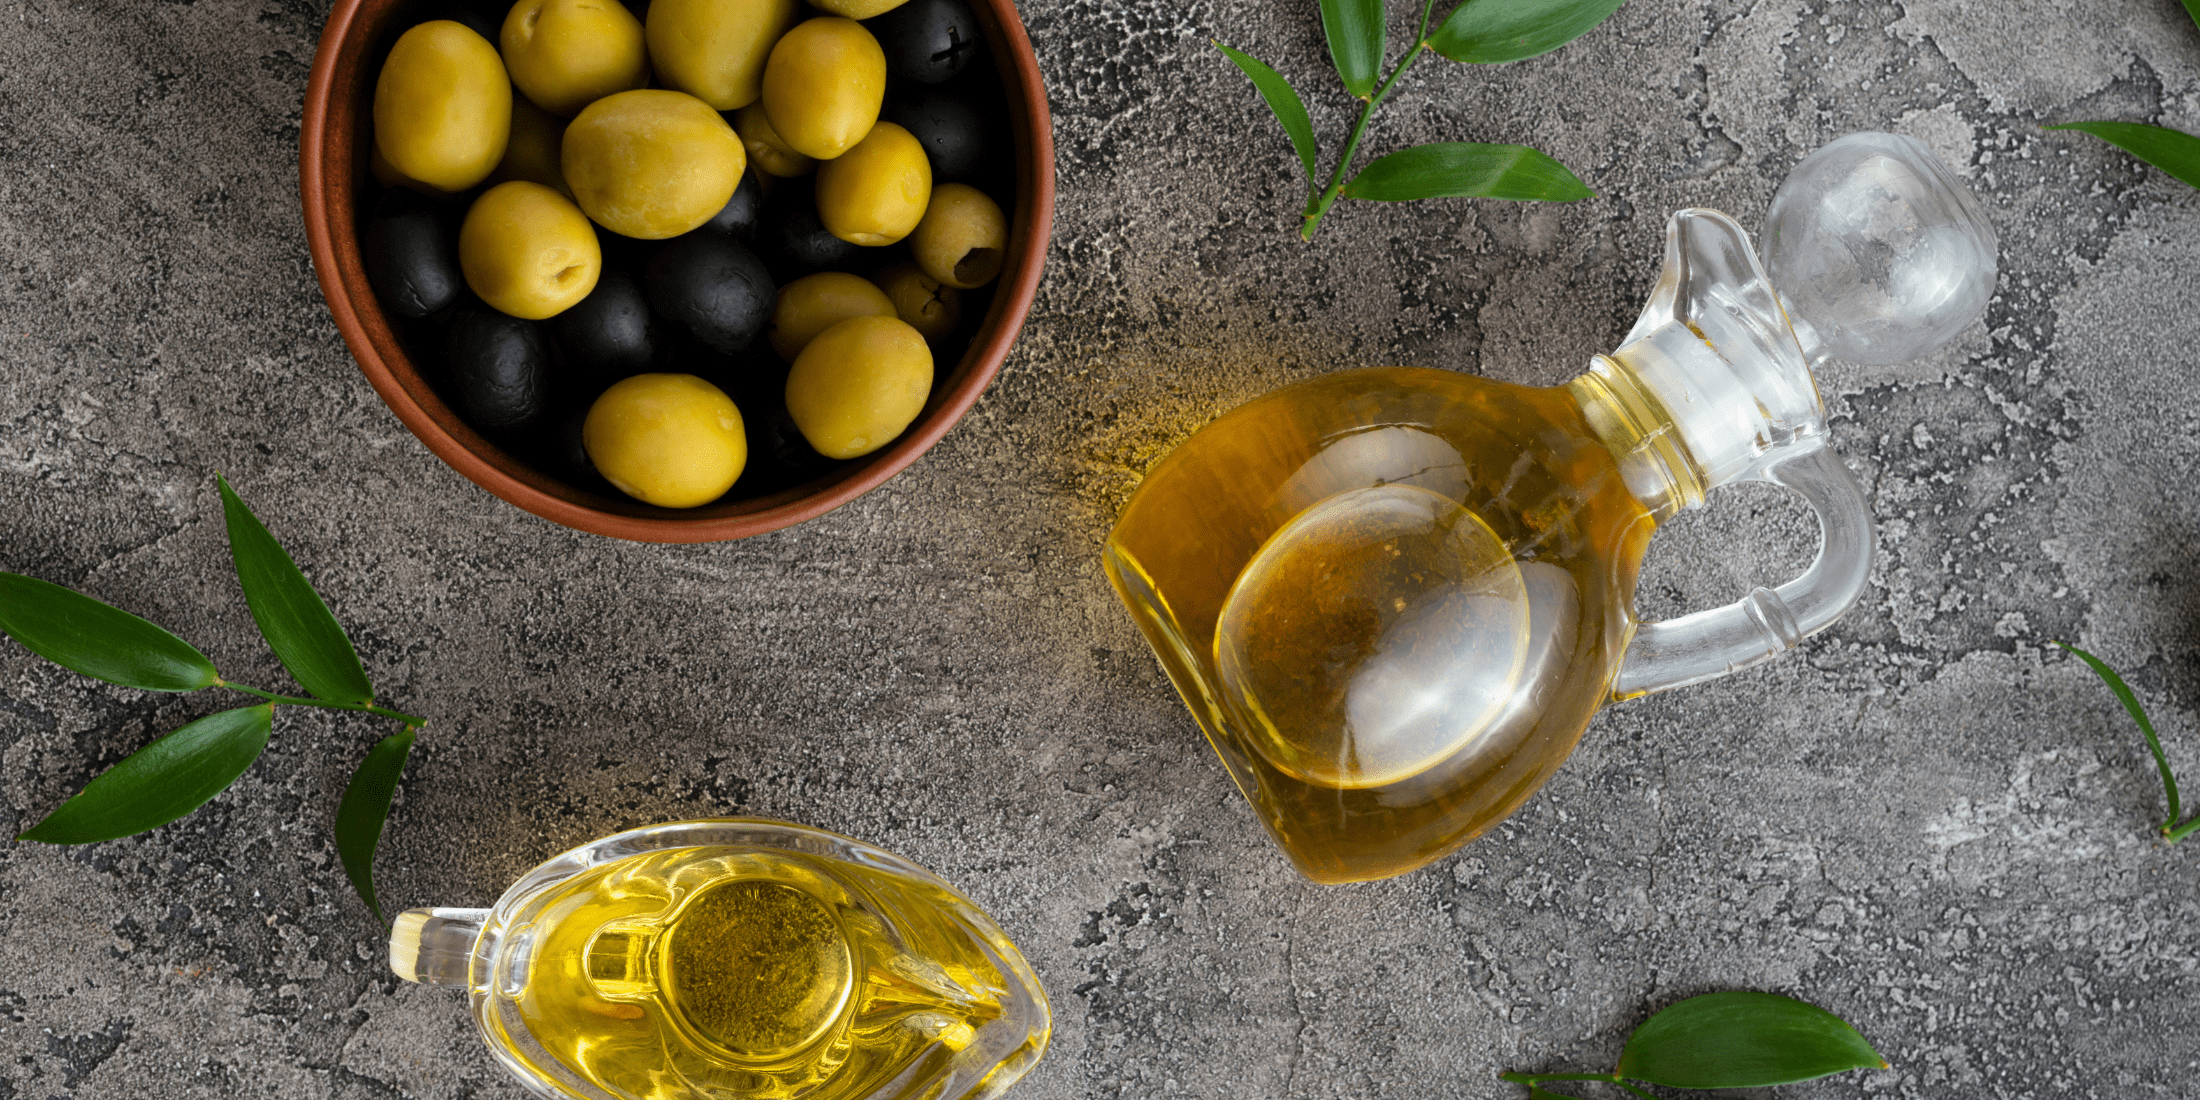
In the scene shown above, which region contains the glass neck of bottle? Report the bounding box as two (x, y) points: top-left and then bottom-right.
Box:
(1565, 355), (1706, 521)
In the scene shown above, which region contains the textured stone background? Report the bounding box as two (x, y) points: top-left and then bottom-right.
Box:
(3, 0), (2198, 1097)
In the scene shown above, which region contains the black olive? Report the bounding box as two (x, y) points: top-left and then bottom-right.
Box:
(718, 348), (789, 410)
(645, 233), (775, 355)
(735, 400), (835, 495)
(364, 191), (462, 319)
(445, 310), (551, 431)
(943, 54), (1017, 196)
(412, 283), (481, 353)
(700, 165), (765, 240)
(660, 335), (775, 408)
(867, 0), (983, 85)
(762, 403), (832, 473)
(552, 406), (592, 476)
(753, 188), (860, 282)
(881, 87), (987, 182)
(593, 222), (658, 273)
(547, 405), (621, 495)
(551, 268), (657, 387)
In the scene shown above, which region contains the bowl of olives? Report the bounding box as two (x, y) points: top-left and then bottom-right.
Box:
(300, 0), (1053, 541)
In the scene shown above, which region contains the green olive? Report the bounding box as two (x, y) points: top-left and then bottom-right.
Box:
(815, 122), (930, 246)
(872, 261), (962, 342)
(373, 20), (511, 192)
(784, 315), (932, 459)
(563, 89), (747, 239)
(760, 18), (886, 161)
(584, 373), (748, 507)
(812, 0), (908, 17)
(459, 180), (602, 319)
(485, 94), (571, 198)
(647, 0), (798, 110)
(500, 0), (649, 117)
(768, 272), (896, 360)
(909, 182), (1006, 289)
(733, 103), (816, 177)
(371, 140), (458, 197)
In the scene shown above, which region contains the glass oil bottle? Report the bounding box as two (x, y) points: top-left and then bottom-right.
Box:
(388, 819), (1050, 1100)
(1104, 133), (1999, 883)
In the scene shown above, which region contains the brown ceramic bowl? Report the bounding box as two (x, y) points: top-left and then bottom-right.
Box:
(301, 0), (1053, 543)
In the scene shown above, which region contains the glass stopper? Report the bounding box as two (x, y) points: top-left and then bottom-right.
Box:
(1761, 131), (1998, 367)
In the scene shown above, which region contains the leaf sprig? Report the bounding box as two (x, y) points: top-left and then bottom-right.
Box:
(1503, 992), (1887, 1098)
(2056, 641), (2197, 844)
(1, 476), (420, 921)
(2044, 1), (2200, 191)
(1216, 0), (1621, 241)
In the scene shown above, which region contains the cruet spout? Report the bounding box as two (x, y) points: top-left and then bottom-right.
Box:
(1601, 132), (1997, 494)
(1607, 207), (1826, 492)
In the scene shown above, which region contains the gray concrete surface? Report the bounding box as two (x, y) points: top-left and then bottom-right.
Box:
(3, 0), (2199, 1096)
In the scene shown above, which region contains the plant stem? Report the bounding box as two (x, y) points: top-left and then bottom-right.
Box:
(216, 679), (425, 727)
(1301, 28), (1435, 241)
(2054, 641), (2194, 844)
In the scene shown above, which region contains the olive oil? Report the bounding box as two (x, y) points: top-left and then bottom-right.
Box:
(483, 844), (1027, 1100)
(1104, 367), (1662, 883)
(1102, 158), (1986, 883)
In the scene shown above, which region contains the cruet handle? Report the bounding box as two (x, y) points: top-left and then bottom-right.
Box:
(388, 907), (489, 988)
(1610, 444), (1872, 699)
(1606, 130), (1994, 698)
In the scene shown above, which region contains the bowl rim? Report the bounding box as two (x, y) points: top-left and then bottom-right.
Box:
(301, 0), (1055, 544)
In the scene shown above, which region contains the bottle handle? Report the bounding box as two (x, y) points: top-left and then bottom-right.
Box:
(1611, 444), (1872, 699)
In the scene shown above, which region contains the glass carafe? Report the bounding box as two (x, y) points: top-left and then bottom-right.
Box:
(388, 818), (1050, 1100)
(1104, 133), (1997, 883)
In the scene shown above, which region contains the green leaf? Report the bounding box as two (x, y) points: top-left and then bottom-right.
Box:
(1342, 142), (1592, 201)
(2043, 121), (2200, 191)
(1319, 0), (1386, 97)
(1615, 992), (1887, 1089)
(218, 476), (373, 705)
(1429, 0), (1629, 64)
(336, 726), (417, 923)
(18, 705), (274, 844)
(1214, 42), (1321, 186)
(0, 573), (218, 692)
(2186, 0), (2200, 34)
(2056, 641), (2184, 832)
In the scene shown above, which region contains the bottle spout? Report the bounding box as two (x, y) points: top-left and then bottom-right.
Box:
(1589, 132), (1995, 501)
(1600, 207), (1826, 494)
(389, 907), (489, 989)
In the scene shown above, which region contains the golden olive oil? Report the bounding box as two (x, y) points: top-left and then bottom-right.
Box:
(493, 846), (1017, 1100)
(1105, 367), (1660, 882)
